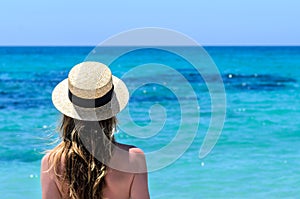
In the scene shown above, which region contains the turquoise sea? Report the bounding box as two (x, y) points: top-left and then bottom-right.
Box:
(0, 47), (299, 198)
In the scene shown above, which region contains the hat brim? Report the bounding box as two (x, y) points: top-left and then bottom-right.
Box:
(52, 76), (129, 121)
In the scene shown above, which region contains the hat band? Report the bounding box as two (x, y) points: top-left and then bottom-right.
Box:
(68, 85), (114, 108)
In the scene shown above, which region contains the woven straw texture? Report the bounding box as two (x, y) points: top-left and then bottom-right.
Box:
(52, 62), (129, 121)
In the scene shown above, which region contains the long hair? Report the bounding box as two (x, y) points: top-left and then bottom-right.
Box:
(47, 115), (117, 199)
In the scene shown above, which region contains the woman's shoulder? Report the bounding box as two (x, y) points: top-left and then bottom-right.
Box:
(115, 143), (145, 154)
(41, 152), (51, 170)
(41, 149), (65, 176)
(115, 143), (146, 161)
(111, 143), (147, 173)
(40, 152), (58, 184)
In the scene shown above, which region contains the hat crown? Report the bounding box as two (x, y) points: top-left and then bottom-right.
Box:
(68, 62), (113, 99)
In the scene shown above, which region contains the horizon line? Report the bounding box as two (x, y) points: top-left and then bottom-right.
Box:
(0, 44), (300, 47)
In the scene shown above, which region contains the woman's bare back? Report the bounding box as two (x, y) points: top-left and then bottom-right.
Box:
(41, 143), (150, 199)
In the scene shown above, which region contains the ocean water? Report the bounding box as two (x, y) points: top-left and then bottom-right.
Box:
(0, 46), (299, 198)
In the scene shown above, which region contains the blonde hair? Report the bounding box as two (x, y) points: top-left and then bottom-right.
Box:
(48, 115), (117, 199)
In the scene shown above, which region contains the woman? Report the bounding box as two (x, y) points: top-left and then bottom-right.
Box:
(41, 62), (150, 199)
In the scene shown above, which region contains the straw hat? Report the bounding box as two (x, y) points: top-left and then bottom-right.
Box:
(52, 61), (129, 121)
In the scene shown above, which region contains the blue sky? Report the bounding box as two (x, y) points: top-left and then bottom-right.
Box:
(0, 0), (299, 45)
